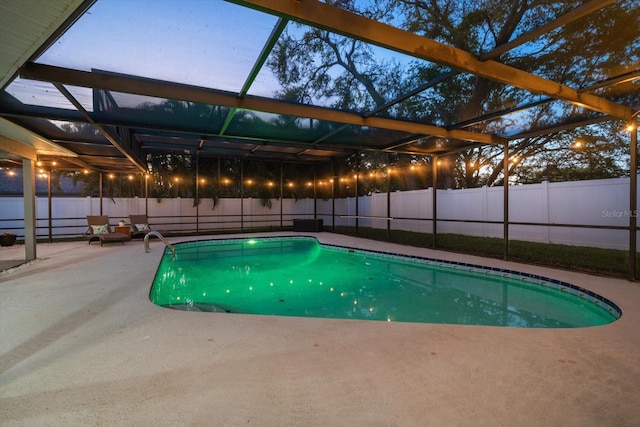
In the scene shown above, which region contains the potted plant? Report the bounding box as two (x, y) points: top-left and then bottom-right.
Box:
(0, 232), (17, 247)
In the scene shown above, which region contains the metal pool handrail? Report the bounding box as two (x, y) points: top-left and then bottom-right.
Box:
(144, 231), (176, 259)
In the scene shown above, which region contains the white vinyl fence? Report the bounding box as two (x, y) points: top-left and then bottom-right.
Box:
(0, 176), (636, 250)
(317, 177), (633, 250)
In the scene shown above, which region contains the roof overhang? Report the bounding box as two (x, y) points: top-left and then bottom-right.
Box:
(0, 116), (77, 161)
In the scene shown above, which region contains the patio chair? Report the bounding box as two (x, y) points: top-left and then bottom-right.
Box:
(129, 214), (155, 239)
(85, 215), (130, 246)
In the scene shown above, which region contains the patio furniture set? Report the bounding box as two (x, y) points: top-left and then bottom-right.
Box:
(85, 215), (154, 246)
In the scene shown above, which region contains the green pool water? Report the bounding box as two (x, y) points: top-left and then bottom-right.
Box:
(149, 236), (620, 328)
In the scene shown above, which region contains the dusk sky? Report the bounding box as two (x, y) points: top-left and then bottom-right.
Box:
(7, 0), (422, 112)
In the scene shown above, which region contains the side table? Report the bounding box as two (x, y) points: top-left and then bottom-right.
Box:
(114, 226), (132, 241)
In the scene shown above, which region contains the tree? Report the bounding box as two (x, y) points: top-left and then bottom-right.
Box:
(510, 122), (628, 184)
(266, 0), (639, 187)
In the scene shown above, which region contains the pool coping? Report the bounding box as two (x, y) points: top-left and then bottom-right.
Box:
(2, 231), (640, 426)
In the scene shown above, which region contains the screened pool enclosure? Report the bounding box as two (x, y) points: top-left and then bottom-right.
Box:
(0, 0), (638, 276)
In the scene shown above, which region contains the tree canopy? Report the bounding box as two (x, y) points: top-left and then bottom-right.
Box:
(56, 0), (638, 198)
(267, 0), (639, 188)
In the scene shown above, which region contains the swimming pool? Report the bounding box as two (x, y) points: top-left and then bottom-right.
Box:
(150, 236), (620, 328)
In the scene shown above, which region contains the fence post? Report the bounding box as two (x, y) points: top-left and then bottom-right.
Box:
(432, 155), (438, 248)
(629, 122), (637, 280)
(332, 158), (337, 231)
(99, 172), (103, 215)
(482, 185), (488, 237)
(387, 152), (391, 241)
(503, 143), (509, 261)
(542, 181), (550, 244)
(47, 170), (52, 242)
(23, 159), (36, 260)
(355, 151), (359, 236)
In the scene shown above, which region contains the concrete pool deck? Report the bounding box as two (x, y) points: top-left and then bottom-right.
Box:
(1, 232), (639, 426)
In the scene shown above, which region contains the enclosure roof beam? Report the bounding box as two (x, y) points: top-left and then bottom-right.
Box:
(240, 17), (288, 98)
(52, 153), (95, 170)
(365, 70), (457, 118)
(0, 136), (37, 160)
(371, 0), (615, 118)
(21, 63), (505, 145)
(579, 69), (640, 92)
(229, 0), (634, 121)
(451, 68), (640, 132)
(478, 0), (616, 61)
(508, 115), (612, 140)
(218, 18), (289, 139)
(51, 82), (147, 173)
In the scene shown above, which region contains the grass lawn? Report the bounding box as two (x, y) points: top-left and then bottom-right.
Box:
(331, 226), (636, 278)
